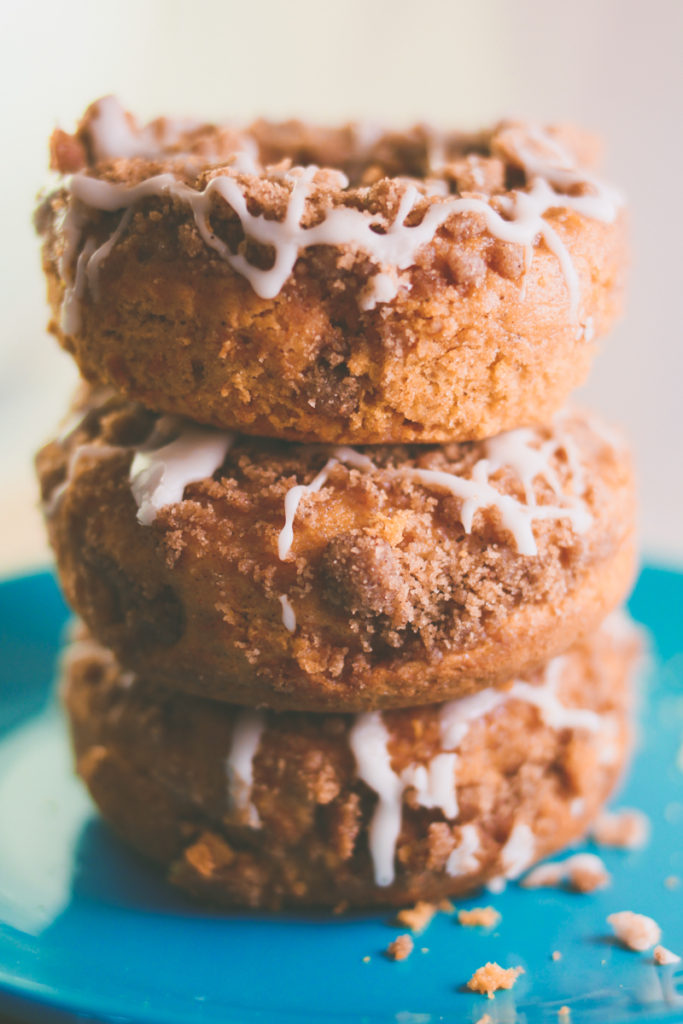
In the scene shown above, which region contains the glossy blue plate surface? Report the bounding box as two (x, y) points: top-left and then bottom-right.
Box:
(0, 567), (682, 1024)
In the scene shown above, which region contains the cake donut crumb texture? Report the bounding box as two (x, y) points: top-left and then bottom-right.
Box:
(62, 621), (637, 909)
(37, 97), (627, 443)
(37, 388), (636, 711)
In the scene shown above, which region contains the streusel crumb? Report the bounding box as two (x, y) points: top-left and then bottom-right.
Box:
(653, 945), (681, 965)
(592, 809), (650, 849)
(386, 934), (414, 961)
(522, 853), (609, 892)
(608, 911), (661, 951)
(467, 963), (524, 999)
(458, 907), (501, 928)
(396, 901), (436, 933)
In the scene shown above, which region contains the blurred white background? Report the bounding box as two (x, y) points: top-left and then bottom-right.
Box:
(1, 0), (681, 573)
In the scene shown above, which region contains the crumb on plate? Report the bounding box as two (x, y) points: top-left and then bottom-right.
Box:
(467, 962), (524, 999)
(653, 944), (681, 965)
(552, 950), (562, 961)
(396, 900), (436, 933)
(458, 906), (501, 928)
(607, 911), (662, 951)
(522, 853), (610, 893)
(592, 808), (650, 849)
(386, 934), (414, 961)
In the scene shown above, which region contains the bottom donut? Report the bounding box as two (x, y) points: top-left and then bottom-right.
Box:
(63, 616), (640, 909)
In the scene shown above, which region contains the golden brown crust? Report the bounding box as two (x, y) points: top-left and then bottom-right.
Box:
(37, 389), (636, 711)
(37, 99), (626, 443)
(62, 624), (636, 909)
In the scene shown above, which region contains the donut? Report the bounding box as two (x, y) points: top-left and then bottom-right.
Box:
(37, 387), (636, 711)
(36, 96), (626, 443)
(62, 619), (638, 909)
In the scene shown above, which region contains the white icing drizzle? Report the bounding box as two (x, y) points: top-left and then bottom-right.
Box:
(130, 425), (234, 526)
(226, 710), (265, 828)
(401, 754), (459, 820)
(88, 95), (202, 162)
(277, 446), (375, 560)
(54, 111), (622, 329)
(350, 654), (605, 886)
(277, 424), (591, 566)
(348, 712), (404, 887)
(500, 823), (536, 879)
(446, 824), (481, 878)
(278, 594), (296, 632)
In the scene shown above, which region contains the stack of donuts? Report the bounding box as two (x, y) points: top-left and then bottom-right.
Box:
(35, 97), (638, 909)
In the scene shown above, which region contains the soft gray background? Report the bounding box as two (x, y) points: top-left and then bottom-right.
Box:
(1, 0), (681, 572)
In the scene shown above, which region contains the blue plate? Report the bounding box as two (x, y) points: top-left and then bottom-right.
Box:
(0, 566), (682, 1024)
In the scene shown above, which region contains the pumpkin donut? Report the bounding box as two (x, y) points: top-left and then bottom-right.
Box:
(36, 97), (626, 443)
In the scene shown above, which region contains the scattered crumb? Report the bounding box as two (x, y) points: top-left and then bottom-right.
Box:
(601, 959), (607, 966)
(362, 955), (371, 963)
(438, 898), (456, 914)
(333, 900), (349, 914)
(552, 950), (562, 962)
(558, 1007), (571, 1018)
(386, 934), (414, 961)
(664, 875), (680, 890)
(654, 944), (681, 966)
(522, 853), (610, 893)
(592, 809), (650, 849)
(420, 947), (429, 954)
(474, 1015), (492, 1024)
(396, 900), (436, 933)
(458, 906), (501, 929)
(607, 911), (662, 952)
(467, 962), (524, 999)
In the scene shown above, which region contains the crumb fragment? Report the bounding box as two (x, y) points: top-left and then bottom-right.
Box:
(607, 911), (662, 951)
(362, 955), (371, 963)
(522, 853), (610, 893)
(592, 808), (650, 849)
(396, 900), (436, 933)
(664, 875), (680, 890)
(420, 947), (429, 954)
(654, 944), (681, 965)
(467, 962), (524, 999)
(438, 898), (455, 913)
(558, 1008), (571, 1018)
(474, 1015), (492, 1024)
(458, 906), (501, 928)
(386, 934), (414, 961)
(552, 950), (562, 961)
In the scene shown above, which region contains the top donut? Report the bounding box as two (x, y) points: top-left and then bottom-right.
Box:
(37, 97), (627, 443)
